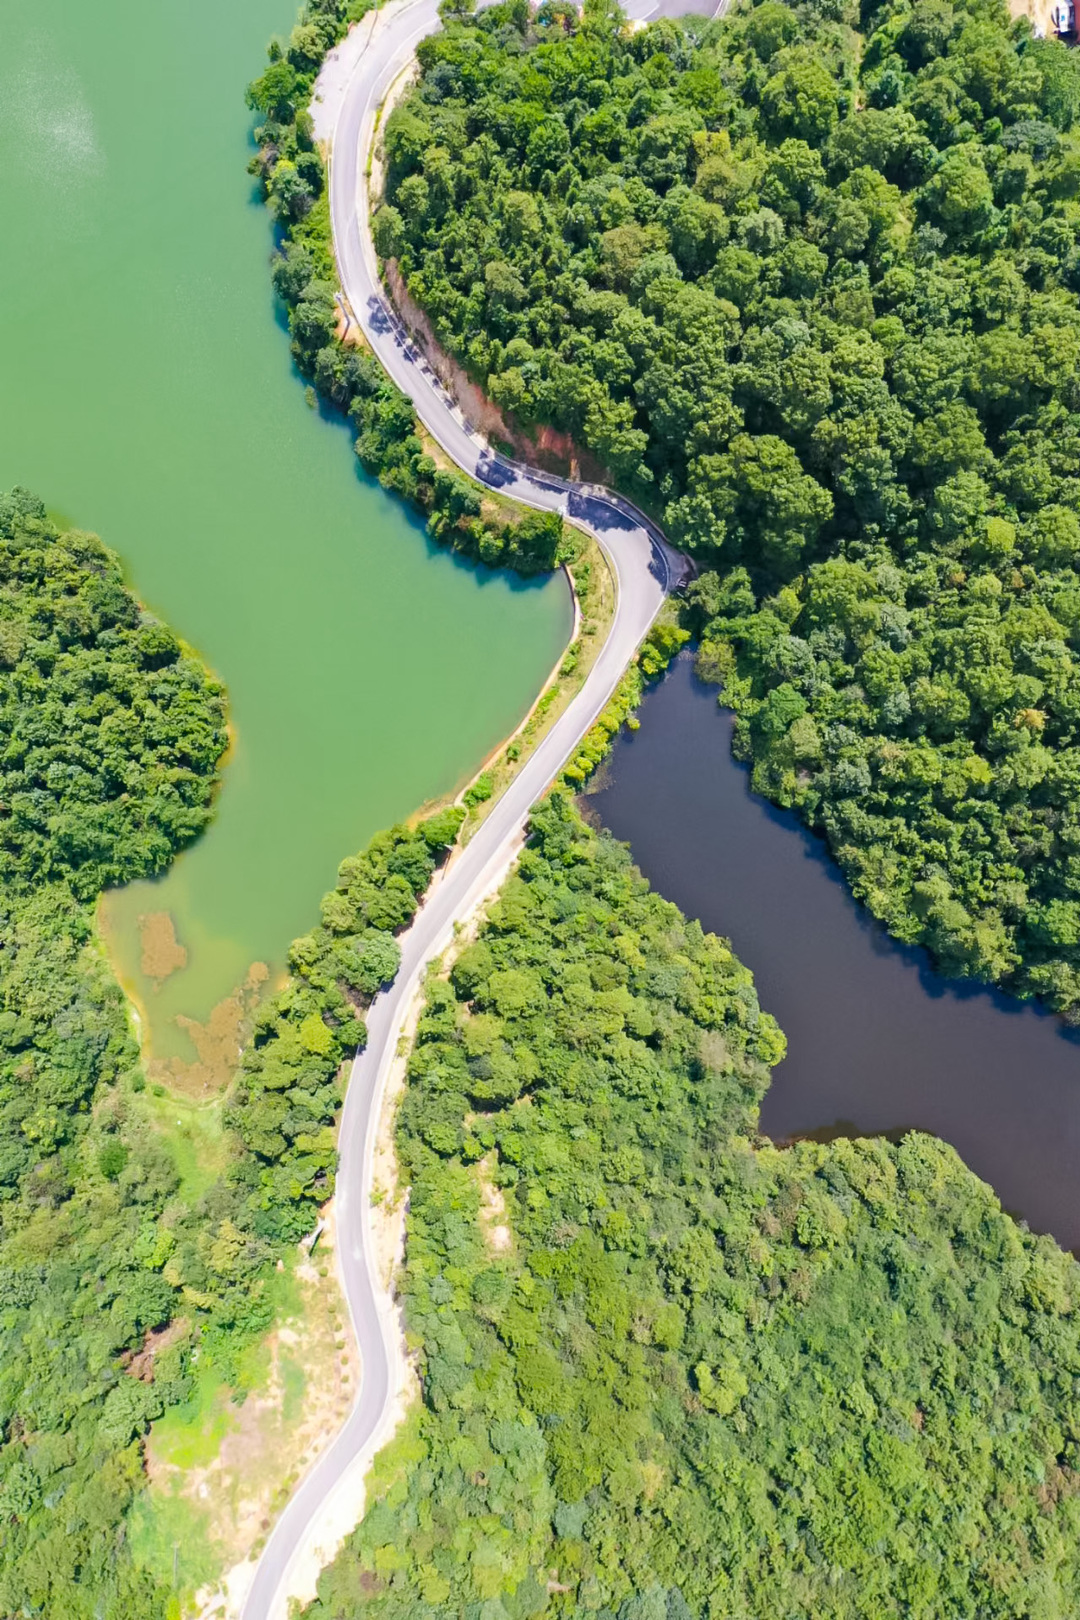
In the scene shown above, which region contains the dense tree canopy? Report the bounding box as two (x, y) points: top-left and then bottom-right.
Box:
(0, 487), (226, 898)
(379, 0), (1080, 1013)
(307, 792), (1080, 1619)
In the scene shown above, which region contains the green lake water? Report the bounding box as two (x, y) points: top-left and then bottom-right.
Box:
(0, 0), (570, 1070)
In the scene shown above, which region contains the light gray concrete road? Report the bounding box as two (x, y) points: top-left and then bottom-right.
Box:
(241, 2), (701, 1613)
(632, 0), (729, 20)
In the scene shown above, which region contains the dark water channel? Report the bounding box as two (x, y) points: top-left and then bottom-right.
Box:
(587, 654), (1080, 1251)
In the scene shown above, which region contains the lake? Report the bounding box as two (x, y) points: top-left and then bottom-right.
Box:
(588, 654), (1080, 1251)
(0, 0), (570, 1080)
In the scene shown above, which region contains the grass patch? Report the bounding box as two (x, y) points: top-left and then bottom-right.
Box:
(280, 1347), (308, 1427)
(458, 531), (615, 841)
(150, 1360), (243, 1473)
(136, 1086), (231, 1204)
(128, 1483), (220, 1602)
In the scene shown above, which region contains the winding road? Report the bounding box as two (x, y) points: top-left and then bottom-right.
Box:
(241, 3), (698, 1613)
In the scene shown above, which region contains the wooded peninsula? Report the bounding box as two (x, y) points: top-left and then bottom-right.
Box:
(376, 0), (1080, 1018)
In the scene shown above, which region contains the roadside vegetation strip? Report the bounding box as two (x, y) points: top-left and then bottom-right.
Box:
(426, 529), (619, 847)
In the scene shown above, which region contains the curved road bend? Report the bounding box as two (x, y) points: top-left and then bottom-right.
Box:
(242, 2), (696, 1614)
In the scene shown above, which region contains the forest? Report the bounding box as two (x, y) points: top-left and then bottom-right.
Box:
(377, 0), (1080, 1015)
(13, 459), (1080, 1617)
(9, 0), (1074, 1610)
(0, 488), (464, 1615)
(306, 791), (1080, 1618)
(246, 0), (570, 576)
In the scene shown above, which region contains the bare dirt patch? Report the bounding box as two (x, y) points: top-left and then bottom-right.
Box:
(334, 297), (365, 348)
(370, 982), (424, 1294)
(474, 1154), (512, 1253)
(382, 260), (606, 480)
(124, 1317), (190, 1383)
(145, 1207), (359, 1620)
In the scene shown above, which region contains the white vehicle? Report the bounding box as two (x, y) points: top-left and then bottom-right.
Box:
(1051, 0), (1075, 35)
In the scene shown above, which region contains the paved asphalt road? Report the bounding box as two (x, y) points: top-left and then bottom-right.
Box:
(241, 1), (704, 1612)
